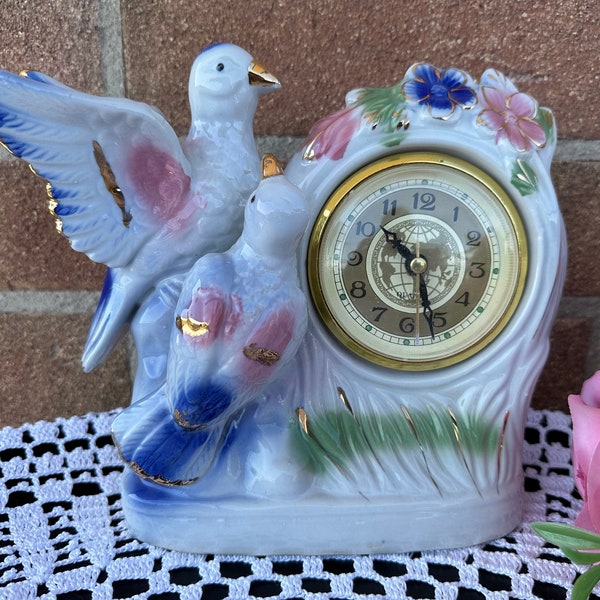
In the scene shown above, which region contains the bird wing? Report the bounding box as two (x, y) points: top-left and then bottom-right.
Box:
(0, 69), (193, 268)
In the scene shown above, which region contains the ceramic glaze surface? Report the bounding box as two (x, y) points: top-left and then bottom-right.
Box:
(0, 57), (566, 555)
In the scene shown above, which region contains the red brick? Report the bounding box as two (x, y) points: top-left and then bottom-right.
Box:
(0, 0), (103, 92)
(121, 0), (598, 139)
(0, 160), (106, 290)
(0, 313), (131, 428)
(554, 161), (600, 297)
(532, 318), (590, 412)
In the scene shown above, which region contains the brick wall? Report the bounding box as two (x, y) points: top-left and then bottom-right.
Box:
(0, 1), (598, 426)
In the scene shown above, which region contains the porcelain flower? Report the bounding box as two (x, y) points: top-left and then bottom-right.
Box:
(569, 371), (600, 533)
(302, 106), (362, 161)
(402, 63), (476, 119)
(477, 73), (546, 151)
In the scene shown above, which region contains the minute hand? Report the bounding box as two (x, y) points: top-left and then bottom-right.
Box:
(418, 273), (435, 339)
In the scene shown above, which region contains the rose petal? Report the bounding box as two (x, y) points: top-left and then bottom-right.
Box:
(585, 439), (600, 533)
(581, 371), (600, 408)
(508, 92), (537, 118)
(575, 502), (596, 532)
(569, 394), (600, 497)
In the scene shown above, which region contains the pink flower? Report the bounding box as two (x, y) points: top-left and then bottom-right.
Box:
(569, 371), (600, 532)
(301, 106), (362, 161)
(477, 78), (546, 152)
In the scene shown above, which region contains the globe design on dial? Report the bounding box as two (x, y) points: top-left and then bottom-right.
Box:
(367, 215), (465, 313)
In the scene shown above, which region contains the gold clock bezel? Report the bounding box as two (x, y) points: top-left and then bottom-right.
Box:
(306, 151), (528, 371)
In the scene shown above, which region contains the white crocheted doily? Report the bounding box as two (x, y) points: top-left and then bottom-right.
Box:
(0, 409), (592, 599)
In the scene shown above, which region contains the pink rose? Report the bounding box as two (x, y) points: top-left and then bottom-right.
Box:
(569, 371), (600, 532)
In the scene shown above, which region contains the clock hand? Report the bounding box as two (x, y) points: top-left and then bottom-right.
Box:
(419, 274), (435, 339)
(380, 225), (413, 270)
(414, 241), (421, 343)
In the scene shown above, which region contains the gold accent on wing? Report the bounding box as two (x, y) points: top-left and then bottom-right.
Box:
(92, 140), (131, 227)
(176, 315), (210, 337)
(45, 182), (64, 234)
(262, 153), (284, 179)
(401, 405), (442, 496)
(172, 407), (207, 431)
(243, 342), (280, 366)
(447, 406), (482, 497)
(111, 428), (198, 486)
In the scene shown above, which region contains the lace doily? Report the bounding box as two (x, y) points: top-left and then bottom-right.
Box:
(0, 408), (596, 600)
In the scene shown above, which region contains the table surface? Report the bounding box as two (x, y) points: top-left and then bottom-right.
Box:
(0, 407), (596, 600)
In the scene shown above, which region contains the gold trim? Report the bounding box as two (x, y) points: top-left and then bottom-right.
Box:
(176, 315), (210, 337)
(92, 140), (131, 228)
(496, 410), (510, 493)
(401, 405), (442, 495)
(111, 427), (198, 486)
(243, 342), (280, 366)
(172, 407), (207, 431)
(447, 406), (482, 497)
(306, 151), (529, 371)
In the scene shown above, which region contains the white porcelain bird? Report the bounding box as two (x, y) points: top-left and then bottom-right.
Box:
(111, 155), (309, 485)
(0, 43), (280, 373)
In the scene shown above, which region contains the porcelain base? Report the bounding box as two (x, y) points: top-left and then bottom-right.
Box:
(120, 470), (524, 555)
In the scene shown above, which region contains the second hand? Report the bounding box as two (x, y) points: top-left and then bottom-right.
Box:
(414, 240), (421, 344)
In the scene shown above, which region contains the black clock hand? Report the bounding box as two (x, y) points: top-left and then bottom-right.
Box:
(380, 226), (413, 270)
(382, 225), (435, 340)
(419, 274), (435, 339)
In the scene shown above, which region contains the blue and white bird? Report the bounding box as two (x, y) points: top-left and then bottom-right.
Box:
(111, 155), (309, 485)
(0, 43), (280, 377)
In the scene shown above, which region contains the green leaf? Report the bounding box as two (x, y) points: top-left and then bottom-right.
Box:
(537, 107), (556, 146)
(572, 563), (600, 600)
(511, 158), (538, 196)
(355, 84), (407, 133)
(531, 522), (600, 557)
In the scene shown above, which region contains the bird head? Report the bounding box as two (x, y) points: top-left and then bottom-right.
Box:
(188, 43), (280, 124)
(242, 155), (310, 257)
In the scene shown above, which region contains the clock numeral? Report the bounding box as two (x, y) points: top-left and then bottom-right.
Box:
(432, 312), (448, 329)
(469, 262), (486, 278)
(346, 250), (363, 266)
(399, 317), (415, 334)
(350, 281), (367, 298)
(382, 198), (397, 216)
(412, 192), (436, 211)
(466, 230), (482, 246)
(371, 306), (387, 322)
(455, 292), (471, 307)
(354, 220), (377, 237)
(452, 206), (460, 222)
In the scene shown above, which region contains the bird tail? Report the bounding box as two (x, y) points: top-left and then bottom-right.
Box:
(82, 268), (133, 372)
(111, 387), (225, 485)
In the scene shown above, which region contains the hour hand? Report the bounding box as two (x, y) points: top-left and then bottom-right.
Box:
(380, 225), (413, 263)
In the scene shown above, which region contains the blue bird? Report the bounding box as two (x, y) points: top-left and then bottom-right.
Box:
(111, 155), (309, 485)
(0, 43), (280, 377)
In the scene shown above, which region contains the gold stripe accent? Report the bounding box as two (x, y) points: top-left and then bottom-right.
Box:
(172, 407), (207, 431)
(447, 406), (482, 497)
(176, 315), (210, 337)
(338, 386), (387, 474)
(497, 410), (510, 493)
(111, 427), (198, 486)
(92, 140), (131, 227)
(401, 405), (442, 496)
(243, 343), (280, 366)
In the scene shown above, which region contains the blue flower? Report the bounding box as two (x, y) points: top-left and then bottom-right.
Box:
(402, 64), (476, 119)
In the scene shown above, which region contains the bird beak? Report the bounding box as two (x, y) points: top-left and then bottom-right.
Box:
(248, 61), (280, 89)
(262, 154), (284, 179)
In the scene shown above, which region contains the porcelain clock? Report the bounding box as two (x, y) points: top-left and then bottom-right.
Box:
(307, 151), (528, 370)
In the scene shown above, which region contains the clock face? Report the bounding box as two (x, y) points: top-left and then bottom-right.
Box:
(307, 152), (528, 371)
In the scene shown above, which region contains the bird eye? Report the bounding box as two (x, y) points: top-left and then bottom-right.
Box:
(216, 63), (225, 72)
(249, 195), (256, 203)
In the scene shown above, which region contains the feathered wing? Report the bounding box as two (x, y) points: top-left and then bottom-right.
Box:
(0, 69), (192, 268)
